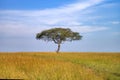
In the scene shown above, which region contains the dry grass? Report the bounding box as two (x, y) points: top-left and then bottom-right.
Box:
(0, 52), (120, 80)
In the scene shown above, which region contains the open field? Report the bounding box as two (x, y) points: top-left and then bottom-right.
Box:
(0, 52), (120, 80)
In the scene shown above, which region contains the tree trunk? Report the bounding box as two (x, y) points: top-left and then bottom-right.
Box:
(56, 44), (60, 53)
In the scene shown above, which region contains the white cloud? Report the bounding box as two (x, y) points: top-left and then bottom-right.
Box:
(0, 0), (106, 37)
(0, 22), (108, 37)
(0, 0), (103, 16)
(111, 21), (120, 25)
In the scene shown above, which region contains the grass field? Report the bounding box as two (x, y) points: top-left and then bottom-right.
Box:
(0, 52), (120, 80)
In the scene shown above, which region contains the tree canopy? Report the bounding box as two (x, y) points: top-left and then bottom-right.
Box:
(36, 28), (82, 53)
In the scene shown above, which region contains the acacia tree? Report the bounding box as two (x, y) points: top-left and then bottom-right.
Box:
(36, 28), (82, 53)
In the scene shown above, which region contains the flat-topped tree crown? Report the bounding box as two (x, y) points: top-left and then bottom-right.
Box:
(36, 28), (82, 53)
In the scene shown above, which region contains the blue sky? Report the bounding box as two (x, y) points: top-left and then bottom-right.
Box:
(0, 0), (120, 52)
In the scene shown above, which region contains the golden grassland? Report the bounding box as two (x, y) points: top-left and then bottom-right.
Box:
(0, 52), (120, 80)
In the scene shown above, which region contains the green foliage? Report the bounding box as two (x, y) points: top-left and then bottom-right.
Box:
(36, 28), (82, 44)
(36, 28), (82, 53)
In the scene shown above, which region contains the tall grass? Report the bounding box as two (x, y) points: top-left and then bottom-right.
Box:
(0, 52), (120, 80)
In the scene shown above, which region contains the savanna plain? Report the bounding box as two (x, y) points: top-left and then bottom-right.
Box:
(0, 52), (120, 80)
